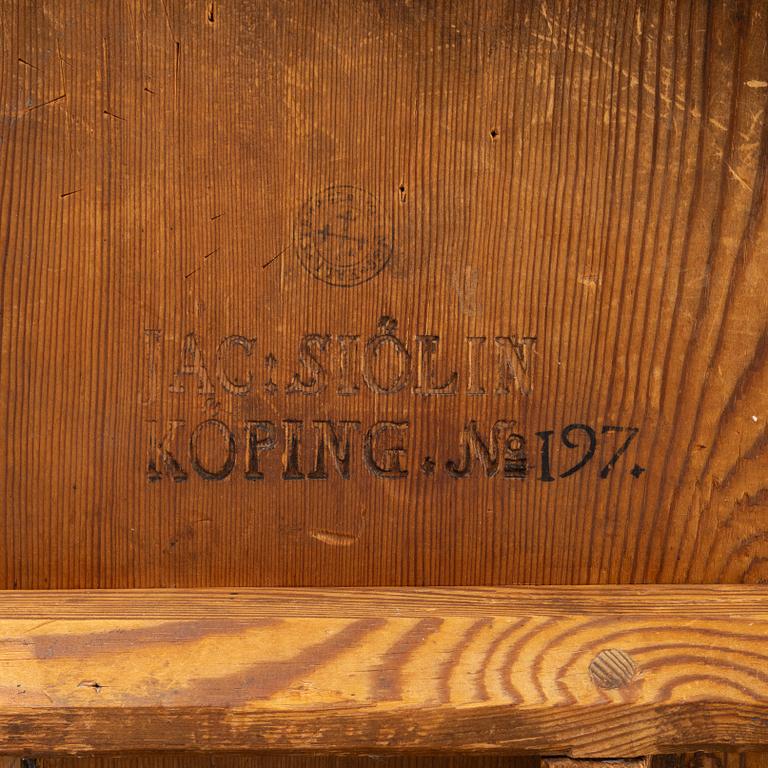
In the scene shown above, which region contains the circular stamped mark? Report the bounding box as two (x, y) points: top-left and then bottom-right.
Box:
(296, 186), (393, 287)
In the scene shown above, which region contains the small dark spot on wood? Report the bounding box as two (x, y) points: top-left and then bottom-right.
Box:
(78, 680), (103, 693)
(489, 128), (499, 140)
(103, 109), (125, 121)
(208, 2), (215, 23)
(398, 183), (407, 202)
(420, 456), (435, 475)
(589, 648), (637, 689)
(59, 189), (80, 199)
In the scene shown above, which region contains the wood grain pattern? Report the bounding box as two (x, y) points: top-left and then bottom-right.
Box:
(0, 587), (767, 755)
(542, 759), (649, 768)
(2, 0), (768, 761)
(2, 584), (767, 618)
(33, 759), (539, 768)
(1, 0), (767, 591)
(16, 752), (768, 768)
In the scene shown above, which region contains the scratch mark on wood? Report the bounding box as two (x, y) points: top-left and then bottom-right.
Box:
(25, 94), (65, 113)
(184, 249), (219, 279)
(174, 42), (181, 105)
(159, 0), (176, 40)
(309, 529), (358, 547)
(262, 245), (289, 269)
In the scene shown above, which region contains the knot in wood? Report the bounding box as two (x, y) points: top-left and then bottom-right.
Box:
(588, 648), (637, 689)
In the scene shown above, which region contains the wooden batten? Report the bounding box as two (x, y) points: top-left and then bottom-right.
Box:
(0, 586), (766, 756)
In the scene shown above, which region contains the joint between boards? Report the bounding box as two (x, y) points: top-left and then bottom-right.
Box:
(543, 758), (651, 768)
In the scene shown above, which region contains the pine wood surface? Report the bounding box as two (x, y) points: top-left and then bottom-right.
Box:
(1, 584), (767, 618)
(6, 748), (768, 768)
(20, 756), (768, 768)
(10, 760), (539, 768)
(2, 0), (768, 761)
(0, 586), (767, 755)
(2, 0), (768, 590)
(542, 759), (649, 768)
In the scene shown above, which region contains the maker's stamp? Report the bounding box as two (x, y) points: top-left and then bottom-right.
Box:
(143, 321), (647, 484)
(296, 185), (393, 287)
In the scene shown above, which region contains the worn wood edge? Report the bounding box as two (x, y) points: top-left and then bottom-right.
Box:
(1, 585), (767, 618)
(0, 704), (767, 757)
(0, 587), (767, 756)
(542, 758), (651, 768)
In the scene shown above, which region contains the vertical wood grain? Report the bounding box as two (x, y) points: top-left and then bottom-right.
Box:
(3, 0), (766, 590)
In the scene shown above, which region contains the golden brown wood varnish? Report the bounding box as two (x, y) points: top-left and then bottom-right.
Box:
(1, 0), (767, 592)
(542, 759), (649, 768)
(3, 0), (768, 763)
(32, 760), (539, 768)
(0, 586), (767, 755)
(19, 755), (768, 768)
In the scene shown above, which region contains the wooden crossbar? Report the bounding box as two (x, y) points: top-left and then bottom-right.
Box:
(0, 586), (766, 756)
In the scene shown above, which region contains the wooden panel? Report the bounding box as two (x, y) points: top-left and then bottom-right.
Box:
(32, 760), (538, 768)
(21, 756), (768, 768)
(1, 0), (767, 591)
(22, 754), (768, 768)
(0, 586), (767, 755)
(542, 759), (649, 768)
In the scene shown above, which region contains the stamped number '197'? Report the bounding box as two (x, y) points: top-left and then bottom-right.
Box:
(534, 425), (641, 482)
